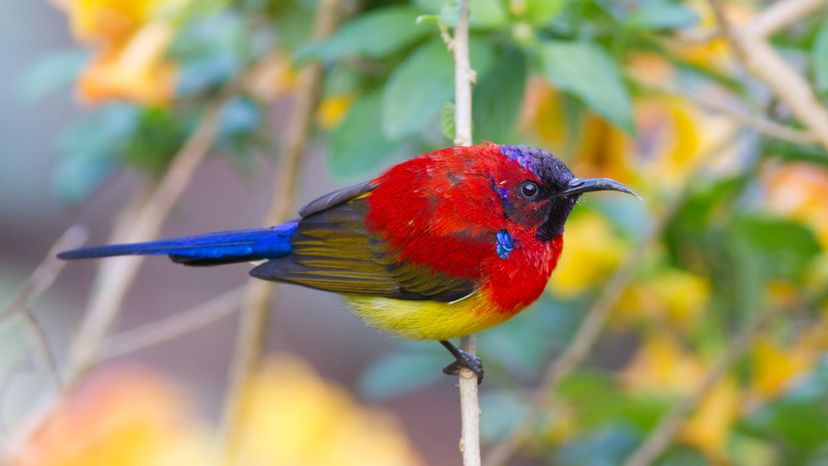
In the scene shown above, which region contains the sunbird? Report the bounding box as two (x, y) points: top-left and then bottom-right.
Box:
(59, 143), (637, 381)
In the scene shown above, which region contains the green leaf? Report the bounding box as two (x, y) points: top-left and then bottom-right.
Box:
(54, 105), (138, 204)
(740, 365), (828, 460)
(272, 0), (315, 51)
(18, 50), (87, 102)
(329, 91), (404, 178)
(538, 40), (635, 133)
(468, 0), (508, 28)
(382, 38), (493, 138)
(125, 107), (190, 173)
(557, 371), (670, 431)
(216, 96), (264, 159)
(438, 1), (459, 27)
(730, 216), (821, 283)
(763, 138), (828, 169)
(524, 0), (566, 25)
(625, 3), (700, 31)
(473, 47), (527, 143)
(170, 12), (250, 96)
(382, 40), (453, 138)
(812, 20), (828, 96)
(414, 0), (508, 29)
(303, 6), (429, 62)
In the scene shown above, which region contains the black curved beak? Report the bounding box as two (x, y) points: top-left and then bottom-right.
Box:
(559, 177), (642, 199)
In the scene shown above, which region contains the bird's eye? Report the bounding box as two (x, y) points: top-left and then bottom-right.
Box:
(519, 181), (540, 200)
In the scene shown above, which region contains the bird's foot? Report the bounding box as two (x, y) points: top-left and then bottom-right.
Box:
(439, 340), (484, 384)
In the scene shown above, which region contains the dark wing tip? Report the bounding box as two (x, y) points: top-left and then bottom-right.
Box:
(298, 181), (377, 218)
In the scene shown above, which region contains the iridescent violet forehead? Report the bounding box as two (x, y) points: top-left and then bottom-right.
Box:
(498, 144), (575, 188)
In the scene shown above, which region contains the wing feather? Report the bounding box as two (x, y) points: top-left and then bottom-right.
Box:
(251, 190), (477, 302)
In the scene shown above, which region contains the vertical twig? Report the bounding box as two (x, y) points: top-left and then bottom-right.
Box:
(484, 135), (737, 466)
(452, 1), (481, 465)
(219, 0), (341, 462)
(64, 99), (228, 387)
(622, 308), (776, 466)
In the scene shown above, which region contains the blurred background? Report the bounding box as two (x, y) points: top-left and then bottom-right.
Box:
(2, 0), (828, 465)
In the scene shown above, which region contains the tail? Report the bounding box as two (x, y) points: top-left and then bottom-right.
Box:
(57, 221), (297, 266)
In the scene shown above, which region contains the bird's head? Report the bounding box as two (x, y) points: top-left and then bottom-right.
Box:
(493, 144), (639, 241)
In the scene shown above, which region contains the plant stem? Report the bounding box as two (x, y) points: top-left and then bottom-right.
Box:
(709, 0), (828, 154)
(452, 1), (481, 465)
(484, 134), (738, 466)
(64, 99), (227, 388)
(99, 287), (244, 360)
(218, 0), (341, 462)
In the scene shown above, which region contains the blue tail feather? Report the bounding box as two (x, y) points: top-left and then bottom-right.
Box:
(58, 221), (297, 266)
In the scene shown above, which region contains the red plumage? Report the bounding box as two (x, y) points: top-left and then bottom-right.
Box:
(58, 141), (637, 377)
(365, 143), (563, 316)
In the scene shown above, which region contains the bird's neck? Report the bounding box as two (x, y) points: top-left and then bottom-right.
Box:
(480, 234), (563, 315)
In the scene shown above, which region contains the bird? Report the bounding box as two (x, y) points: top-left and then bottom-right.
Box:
(58, 143), (638, 382)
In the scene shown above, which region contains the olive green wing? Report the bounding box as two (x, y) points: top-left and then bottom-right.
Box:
(250, 184), (476, 302)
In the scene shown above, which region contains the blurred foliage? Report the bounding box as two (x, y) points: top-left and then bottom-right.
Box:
(12, 358), (423, 466)
(21, 0), (828, 463)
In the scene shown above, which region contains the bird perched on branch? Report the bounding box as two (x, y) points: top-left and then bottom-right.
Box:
(59, 143), (638, 381)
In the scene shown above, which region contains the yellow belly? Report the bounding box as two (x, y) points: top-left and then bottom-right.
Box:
(345, 291), (514, 340)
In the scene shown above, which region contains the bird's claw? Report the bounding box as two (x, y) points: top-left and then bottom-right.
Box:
(442, 350), (484, 384)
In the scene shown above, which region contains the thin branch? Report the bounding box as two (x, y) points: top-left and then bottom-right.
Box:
(99, 287), (244, 360)
(0, 226), (89, 392)
(452, 1), (481, 465)
(1, 226), (89, 320)
(745, 0), (827, 39)
(219, 0), (341, 461)
(452, 0), (474, 147)
(64, 96), (229, 388)
(20, 308), (63, 392)
(630, 74), (818, 145)
(709, 0), (828, 154)
(622, 308), (776, 466)
(484, 135), (738, 466)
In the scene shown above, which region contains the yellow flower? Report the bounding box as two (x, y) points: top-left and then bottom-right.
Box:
(573, 117), (635, 185)
(14, 358), (423, 466)
(234, 357), (423, 466)
(623, 334), (741, 461)
(548, 212), (628, 298)
(521, 78), (732, 193)
(12, 367), (212, 466)
(621, 333), (705, 395)
(668, 0), (752, 73)
(616, 268), (711, 330)
(78, 22), (177, 105)
(680, 378), (740, 462)
(749, 337), (815, 401)
(634, 96), (734, 189)
(520, 77), (567, 150)
(317, 94), (356, 129)
(56, 0), (187, 104)
(67, 0), (165, 44)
